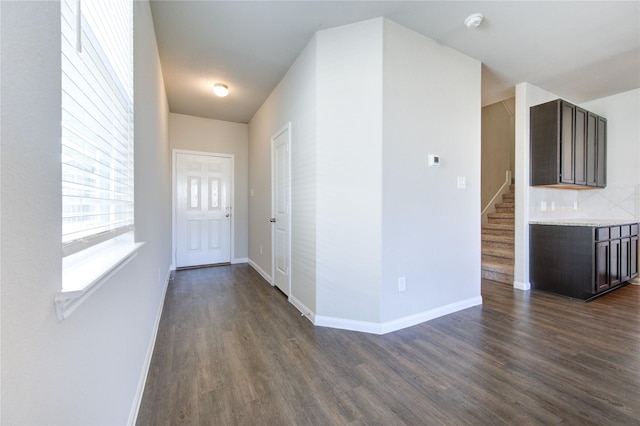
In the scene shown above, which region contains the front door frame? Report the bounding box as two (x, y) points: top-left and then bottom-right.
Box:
(172, 149), (235, 270)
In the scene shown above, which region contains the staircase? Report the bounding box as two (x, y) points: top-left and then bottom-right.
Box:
(481, 184), (514, 284)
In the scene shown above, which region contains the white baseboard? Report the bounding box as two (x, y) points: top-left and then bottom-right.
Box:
(380, 296), (483, 334)
(232, 257), (248, 264)
(315, 315), (382, 334)
(248, 259), (273, 284)
(127, 264), (171, 426)
(513, 280), (531, 290)
(289, 294), (315, 324)
(315, 296), (483, 335)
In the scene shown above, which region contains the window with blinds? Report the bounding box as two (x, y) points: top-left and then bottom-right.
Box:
(61, 0), (134, 257)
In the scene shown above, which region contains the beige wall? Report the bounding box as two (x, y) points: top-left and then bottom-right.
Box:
(481, 97), (515, 210)
(169, 113), (249, 261)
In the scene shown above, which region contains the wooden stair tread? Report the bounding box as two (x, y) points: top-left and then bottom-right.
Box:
(482, 223), (514, 235)
(482, 246), (515, 259)
(482, 233), (514, 242)
(488, 212), (514, 218)
(481, 270), (514, 285)
(482, 240), (514, 251)
(495, 202), (514, 209)
(483, 222), (513, 229)
(482, 257), (514, 266)
(481, 260), (514, 275)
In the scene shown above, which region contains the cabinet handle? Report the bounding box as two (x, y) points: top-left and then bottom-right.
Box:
(606, 245), (610, 279)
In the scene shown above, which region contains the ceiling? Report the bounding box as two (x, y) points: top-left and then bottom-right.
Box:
(150, 1), (640, 124)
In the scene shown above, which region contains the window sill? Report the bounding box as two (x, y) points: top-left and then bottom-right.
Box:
(56, 235), (144, 321)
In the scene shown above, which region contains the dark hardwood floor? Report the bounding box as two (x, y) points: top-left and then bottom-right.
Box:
(136, 264), (640, 425)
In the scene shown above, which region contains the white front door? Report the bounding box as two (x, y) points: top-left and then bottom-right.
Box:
(272, 125), (291, 296)
(176, 153), (231, 268)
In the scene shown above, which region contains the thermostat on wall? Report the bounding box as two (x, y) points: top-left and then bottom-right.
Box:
(428, 154), (440, 167)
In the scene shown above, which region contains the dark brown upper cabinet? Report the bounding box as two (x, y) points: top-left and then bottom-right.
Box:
(530, 99), (606, 188)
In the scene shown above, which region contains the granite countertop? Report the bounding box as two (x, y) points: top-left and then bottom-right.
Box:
(529, 219), (639, 227)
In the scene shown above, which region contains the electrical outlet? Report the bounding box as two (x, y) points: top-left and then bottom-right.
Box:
(398, 277), (406, 292)
(551, 202), (555, 211)
(541, 201), (547, 211)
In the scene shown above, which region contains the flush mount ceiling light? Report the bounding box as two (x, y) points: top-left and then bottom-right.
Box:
(464, 13), (484, 29)
(213, 83), (229, 97)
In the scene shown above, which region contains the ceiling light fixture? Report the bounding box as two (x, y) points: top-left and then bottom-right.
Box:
(213, 83), (229, 97)
(464, 13), (484, 29)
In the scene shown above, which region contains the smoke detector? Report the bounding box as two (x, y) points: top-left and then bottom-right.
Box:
(464, 13), (484, 29)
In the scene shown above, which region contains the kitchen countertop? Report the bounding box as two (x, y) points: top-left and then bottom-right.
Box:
(529, 219), (639, 227)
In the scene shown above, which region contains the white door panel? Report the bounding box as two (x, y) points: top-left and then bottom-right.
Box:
(272, 125), (291, 296)
(176, 153), (231, 268)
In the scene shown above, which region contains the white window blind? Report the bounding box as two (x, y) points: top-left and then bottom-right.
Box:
(61, 0), (134, 257)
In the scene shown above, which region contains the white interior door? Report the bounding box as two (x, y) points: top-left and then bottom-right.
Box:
(176, 153), (231, 268)
(272, 125), (291, 296)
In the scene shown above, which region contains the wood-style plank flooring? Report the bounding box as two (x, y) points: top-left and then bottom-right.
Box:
(136, 264), (640, 425)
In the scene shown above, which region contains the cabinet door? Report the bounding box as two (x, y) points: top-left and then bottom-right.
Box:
(574, 107), (587, 185)
(621, 237), (631, 282)
(596, 116), (607, 187)
(610, 238), (621, 286)
(530, 101), (562, 186)
(586, 113), (597, 186)
(596, 241), (609, 292)
(560, 102), (575, 184)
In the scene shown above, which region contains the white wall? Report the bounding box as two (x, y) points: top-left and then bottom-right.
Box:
(579, 89), (640, 220)
(315, 19), (384, 324)
(169, 113), (249, 262)
(249, 18), (483, 332)
(0, 2), (171, 424)
(380, 20), (482, 324)
(248, 34), (317, 315)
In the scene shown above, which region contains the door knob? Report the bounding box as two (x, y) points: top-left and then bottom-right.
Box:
(270, 218), (276, 223)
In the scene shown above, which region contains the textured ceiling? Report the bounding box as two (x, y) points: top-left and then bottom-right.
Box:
(150, 1), (640, 123)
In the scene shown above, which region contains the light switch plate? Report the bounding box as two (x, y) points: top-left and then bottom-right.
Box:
(428, 154), (440, 167)
(457, 176), (466, 189)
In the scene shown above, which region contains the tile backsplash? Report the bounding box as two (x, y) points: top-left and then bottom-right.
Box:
(529, 185), (639, 221)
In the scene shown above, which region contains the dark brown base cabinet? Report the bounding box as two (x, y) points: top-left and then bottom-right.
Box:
(530, 223), (639, 301)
